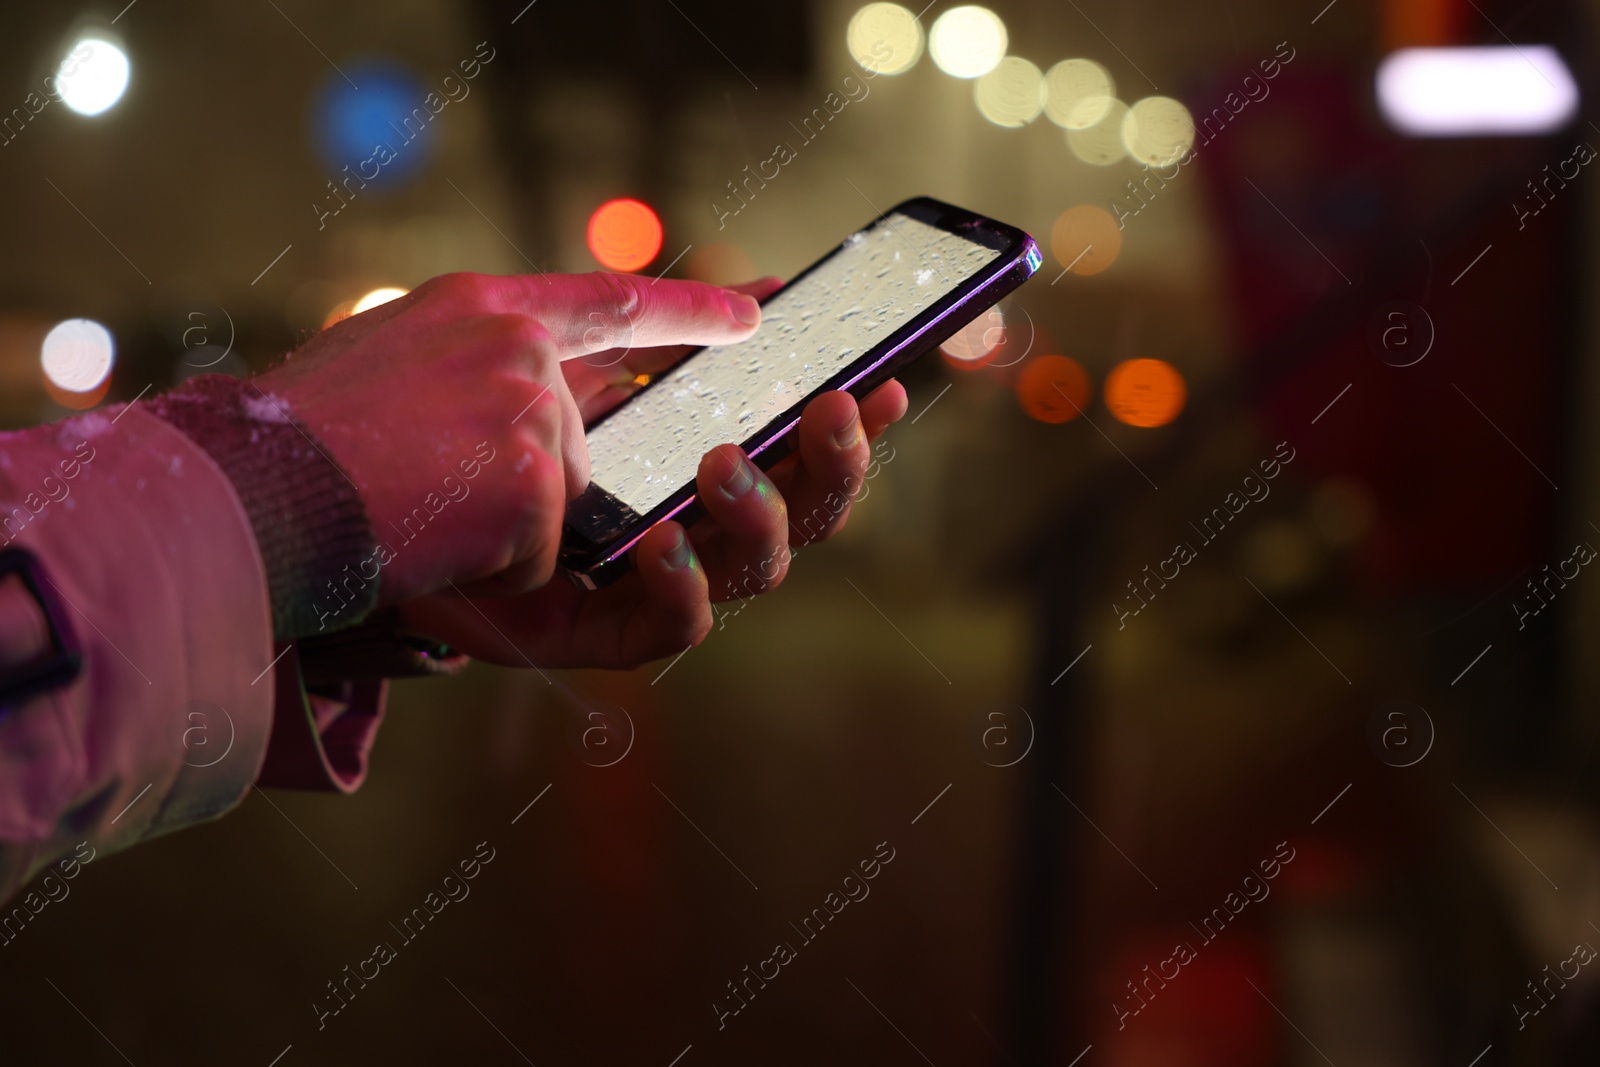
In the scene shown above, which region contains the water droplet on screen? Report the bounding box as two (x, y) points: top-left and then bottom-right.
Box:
(580, 214), (1002, 517)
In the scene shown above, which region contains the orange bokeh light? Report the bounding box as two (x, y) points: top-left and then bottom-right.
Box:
(587, 198), (664, 272)
(322, 300), (355, 330)
(1051, 205), (1122, 276)
(1017, 355), (1091, 423)
(1105, 358), (1187, 427)
(44, 375), (111, 410)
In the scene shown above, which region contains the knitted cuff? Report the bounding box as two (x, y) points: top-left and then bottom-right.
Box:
(145, 375), (379, 642)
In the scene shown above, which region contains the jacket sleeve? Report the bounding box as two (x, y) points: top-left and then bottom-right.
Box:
(0, 405), (279, 900)
(143, 374), (465, 796)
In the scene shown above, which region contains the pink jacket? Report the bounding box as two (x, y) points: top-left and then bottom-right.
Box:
(0, 403), (390, 904)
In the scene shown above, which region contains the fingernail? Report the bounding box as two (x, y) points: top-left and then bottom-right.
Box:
(832, 414), (862, 450)
(727, 293), (761, 328)
(663, 527), (694, 570)
(720, 454), (755, 498)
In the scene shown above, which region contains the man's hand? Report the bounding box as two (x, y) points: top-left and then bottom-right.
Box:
(255, 271), (764, 607)
(393, 278), (911, 670)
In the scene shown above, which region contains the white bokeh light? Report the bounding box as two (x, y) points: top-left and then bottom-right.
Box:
(975, 57), (1045, 127)
(41, 319), (115, 393)
(1044, 58), (1115, 130)
(929, 6), (1006, 79)
(1067, 98), (1129, 166)
(352, 287), (409, 314)
(1122, 96), (1196, 166)
(1377, 46), (1578, 136)
(58, 39), (130, 117)
(847, 3), (924, 75)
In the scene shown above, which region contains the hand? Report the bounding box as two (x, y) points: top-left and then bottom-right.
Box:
(255, 271), (764, 606)
(394, 278), (911, 670)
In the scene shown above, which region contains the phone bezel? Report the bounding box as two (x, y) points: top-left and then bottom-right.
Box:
(559, 195), (1041, 589)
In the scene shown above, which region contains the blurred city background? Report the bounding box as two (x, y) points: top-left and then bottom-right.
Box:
(2, 0), (1599, 1063)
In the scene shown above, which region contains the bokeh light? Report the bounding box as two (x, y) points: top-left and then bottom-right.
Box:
(687, 243), (756, 286)
(1017, 355), (1091, 423)
(1067, 98), (1129, 165)
(847, 3), (924, 75)
(587, 198), (664, 272)
(1122, 96), (1196, 167)
(929, 6), (1007, 79)
(352, 287), (409, 314)
(975, 57), (1045, 127)
(1105, 358), (1187, 428)
(1050, 205), (1122, 276)
(58, 39), (130, 116)
(1043, 59), (1114, 129)
(1309, 479), (1377, 548)
(41, 319), (114, 395)
(322, 301), (355, 330)
(1376, 45), (1578, 136)
(1243, 518), (1321, 591)
(941, 307), (1006, 367)
(313, 61), (434, 186)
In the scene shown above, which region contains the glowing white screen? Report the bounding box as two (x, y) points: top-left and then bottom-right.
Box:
(586, 213), (1003, 515)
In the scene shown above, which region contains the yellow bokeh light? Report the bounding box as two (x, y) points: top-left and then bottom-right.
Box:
(1067, 98), (1129, 166)
(1044, 58), (1115, 130)
(847, 3), (924, 75)
(1050, 205), (1122, 276)
(352, 287), (409, 314)
(975, 56), (1045, 127)
(1123, 96), (1196, 167)
(929, 6), (1007, 79)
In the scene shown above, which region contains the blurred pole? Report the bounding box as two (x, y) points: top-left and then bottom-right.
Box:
(1007, 515), (1095, 1064)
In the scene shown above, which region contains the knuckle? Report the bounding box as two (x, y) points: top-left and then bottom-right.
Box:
(482, 315), (558, 374)
(484, 312), (551, 348)
(591, 271), (642, 319)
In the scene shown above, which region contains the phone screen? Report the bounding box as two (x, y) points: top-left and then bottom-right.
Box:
(581, 211), (1005, 518)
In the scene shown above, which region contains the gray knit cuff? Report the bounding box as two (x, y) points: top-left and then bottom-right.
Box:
(145, 375), (379, 642)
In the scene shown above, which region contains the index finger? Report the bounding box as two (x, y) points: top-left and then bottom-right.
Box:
(504, 272), (764, 360)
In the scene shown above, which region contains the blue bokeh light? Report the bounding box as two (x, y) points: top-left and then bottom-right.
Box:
(311, 60), (435, 188)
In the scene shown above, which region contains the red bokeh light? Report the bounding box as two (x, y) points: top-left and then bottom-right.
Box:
(587, 198), (664, 272)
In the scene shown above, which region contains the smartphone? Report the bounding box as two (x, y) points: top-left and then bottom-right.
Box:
(559, 195), (1042, 589)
